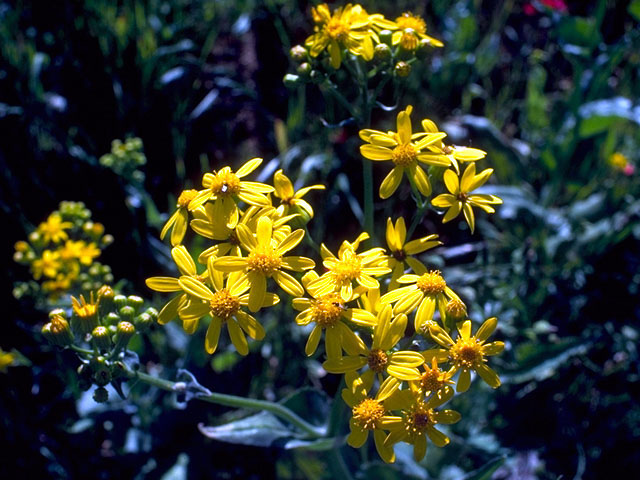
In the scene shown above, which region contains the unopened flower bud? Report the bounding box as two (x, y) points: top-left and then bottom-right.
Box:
(91, 356), (111, 387)
(374, 43), (391, 62)
(446, 298), (467, 323)
(283, 73), (301, 88)
(97, 285), (115, 313)
(290, 45), (307, 63)
(113, 294), (127, 310)
(395, 61), (411, 77)
(145, 307), (159, 322)
(135, 313), (153, 332)
(92, 326), (111, 351)
(93, 386), (109, 403)
(42, 315), (74, 347)
(119, 305), (135, 323)
(114, 321), (135, 351)
(104, 312), (121, 326)
(296, 62), (312, 77)
(49, 308), (67, 320)
(127, 295), (144, 313)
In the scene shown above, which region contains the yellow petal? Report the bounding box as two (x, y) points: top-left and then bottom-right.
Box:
(396, 107), (413, 144)
(172, 245), (196, 276)
(205, 317), (222, 354)
(379, 166), (404, 199)
(360, 144), (394, 161)
(457, 368), (471, 393)
(228, 318), (249, 355)
(236, 157), (263, 178)
(475, 363), (501, 388)
(170, 209), (188, 246)
(305, 325), (323, 356)
(146, 276), (181, 292)
(179, 276), (214, 301)
(443, 169), (460, 195)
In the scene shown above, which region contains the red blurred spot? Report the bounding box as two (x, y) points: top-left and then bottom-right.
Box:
(523, 3), (537, 16)
(541, 0), (568, 12)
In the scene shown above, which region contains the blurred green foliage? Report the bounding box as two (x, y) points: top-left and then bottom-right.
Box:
(2, 0), (640, 479)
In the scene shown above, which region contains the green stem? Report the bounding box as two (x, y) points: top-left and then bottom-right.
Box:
(406, 176), (429, 239)
(126, 369), (325, 439)
(328, 447), (355, 480)
(70, 345), (93, 356)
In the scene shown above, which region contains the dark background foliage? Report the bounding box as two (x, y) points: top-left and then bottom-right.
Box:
(2, 0), (640, 478)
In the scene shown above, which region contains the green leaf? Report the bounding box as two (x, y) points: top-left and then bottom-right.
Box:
(504, 341), (590, 384)
(199, 411), (297, 447)
(555, 17), (601, 49)
(280, 387), (331, 427)
(462, 456), (506, 480)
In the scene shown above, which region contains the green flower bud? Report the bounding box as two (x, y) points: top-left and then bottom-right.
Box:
(42, 315), (75, 347)
(126, 295), (144, 313)
(379, 29), (393, 45)
(104, 312), (121, 326)
(145, 307), (159, 322)
(92, 326), (112, 351)
(91, 356), (112, 387)
(283, 73), (301, 88)
(119, 305), (135, 323)
(395, 61), (411, 77)
(114, 321), (135, 351)
(49, 308), (67, 320)
(93, 386), (109, 403)
(374, 43), (392, 62)
(446, 298), (467, 323)
(290, 45), (307, 62)
(135, 313), (153, 332)
(113, 294), (128, 310)
(296, 62), (312, 77)
(97, 285), (115, 316)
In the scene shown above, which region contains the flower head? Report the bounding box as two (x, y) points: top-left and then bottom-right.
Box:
(305, 3), (376, 69)
(160, 189), (198, 246)
(272, 169), (325, 219)
(432, 163), (502, 233)
(37, 213), (73, 245)
(308, 232), (390, 302)
(360, 106), (450, 198)
(392, 12), (443, 51)
(428, 317), (505, 392)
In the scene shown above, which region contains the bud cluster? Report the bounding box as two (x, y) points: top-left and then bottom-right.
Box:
(41, 285), (158, 402)
(99, 137), (147, 184)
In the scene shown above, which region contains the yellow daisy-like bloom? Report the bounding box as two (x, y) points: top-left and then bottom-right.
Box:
(385, 217), (441, 288)
(37, 213), (73, 244)
(188, 158), (274, 230)
(411, 356), (455, 396)
(428, 318), (505, 392)
(323, 304), (424, 383)
(31, 250), (62, 279)
(308, 232), (390, 303)
(382, 387), (460, 462)
(71, 292), (99, 335)
(360, 106), (450, 199)
(272, 169), (325, 219)
(160, 189), (198, 246)
(212, 215), (315, 312)
(59, 240), (100, 266)
(305, 3), (375, 69)
(343, 372), (400, 464)
(178, 268), (276, 355)
(292, 271), (376, 360)
(392, 12), (443, 51)
(431, 164), (503, 233)
(420, 118), (487, 174)
(145, 246), (205, 329)
(380, 270), (459, 333)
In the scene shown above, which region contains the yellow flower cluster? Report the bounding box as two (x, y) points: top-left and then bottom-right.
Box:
(148, 151), (504, 463)
(360, 105), (503, 233)
(13, 202), (114, 299)
(304, 4), (441, 69)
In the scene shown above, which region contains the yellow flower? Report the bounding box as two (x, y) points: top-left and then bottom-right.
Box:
(272, 169), (325, 219)
(392, 12), (443, 51)
(411, 356), (454, 396)
(71, 292), (99, 335)
(145, 246), (205, 329)
(188, 158), (274, 230)
(308, 232), (390, 302)
(212, 215), (315, 312)
(292, 271), (376, 360)
(31, 250), (62, 279)
(60, 240), (101, 266)
(420, 118), (487, 173)
(360, 106), (450, 198)
(380, 270), (459, 333)
(382, 387), (460, 462)
(385, 217), (441, 288)
(428, 318), (505, 392)
(609, 152), (628, 169)
(305, 3), (376, 69)
(323, 304), (424, 383)
(342, 372), (400, 463)
(178, 269), (276, 355)
(431, 164), (502, 233)
(160, 189), (198, 246)
(0, 349), (16, 373)
(37, 213), (73, 244)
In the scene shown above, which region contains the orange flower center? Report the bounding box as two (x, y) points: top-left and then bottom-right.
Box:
(177, 189), (198, 208)
(450, 337), (483, 368)
(403, 403), (435, 436)
(331, 252), (362, 285)
(395, 13), (426, 34)
(247, 247), (282, 275)
(324, 18), (350, 41)
(311, 294), (344, 327)
(367, 348), (389, 373)
(421, 368), (447, 393)
(392, 143), (417, 166)
(416, 270), (446, 295)
(352, 398), (385, 430)
(210, 171), (241, 197)
(209, 289), (241, 320)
